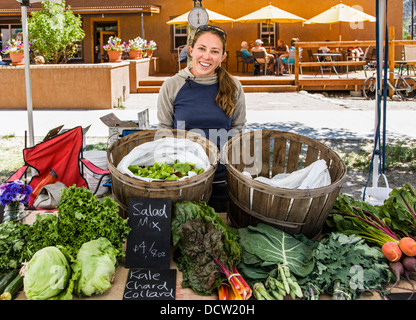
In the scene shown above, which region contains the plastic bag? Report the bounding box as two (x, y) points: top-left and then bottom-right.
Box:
(245, 159), (331, 189)
(117, 137), (211, 182)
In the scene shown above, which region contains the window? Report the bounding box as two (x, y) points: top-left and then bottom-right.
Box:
(260, 23), (276, 48)
(1, 24), (22, 58)
(173, 25), (188, 50)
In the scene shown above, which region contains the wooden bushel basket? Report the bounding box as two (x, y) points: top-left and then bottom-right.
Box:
(222, 130), (347, 239)
(107, 129), (219, 218)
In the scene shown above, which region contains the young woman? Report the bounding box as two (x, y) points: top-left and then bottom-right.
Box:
(157, 25), (247, 211)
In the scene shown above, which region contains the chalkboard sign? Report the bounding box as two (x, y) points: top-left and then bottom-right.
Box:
(125, 197), (172, 269)
(123, 268), (177, 300)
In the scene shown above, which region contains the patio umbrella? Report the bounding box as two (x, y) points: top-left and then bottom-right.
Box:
(304, 3), (376, 41)
(234, 4), (306, 46)
(16, 0), (62, 150)
(166, 8), (235, 25)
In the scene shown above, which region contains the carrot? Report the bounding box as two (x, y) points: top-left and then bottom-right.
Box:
(382, 242), (403, 262)
(399, 237), (416, 257)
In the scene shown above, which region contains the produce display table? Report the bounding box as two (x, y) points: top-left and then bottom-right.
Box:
(14, 210), (415, 301)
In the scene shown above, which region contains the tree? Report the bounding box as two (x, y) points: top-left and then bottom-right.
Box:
(28, 0), (85, 64)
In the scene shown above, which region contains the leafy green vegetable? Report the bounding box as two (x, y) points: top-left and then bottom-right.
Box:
(0, 186), (130, 274)
(328, 185), (416, 246)
(56, 186), (130, 261)
(72, 238), (117, 297)
(238, 223), (315, 278)
(175, 218), (230, 295)
(380, 184), (416, 236)
(171, 201), (241, 296)
(298, 233), (393, 300)
(172, 201), (240, 264)
(327, 194), (399, 246)
(23, 246), (74, 300)
(0, 222), (31, 273)
(128, 160), (204, 181)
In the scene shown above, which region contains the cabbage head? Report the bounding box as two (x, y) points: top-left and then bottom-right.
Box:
(24, 246), (72, 300)
(73, 237), (117, 297)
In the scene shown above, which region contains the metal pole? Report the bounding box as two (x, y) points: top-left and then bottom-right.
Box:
(141, 12), (144, 38)
(21, 4), (35, 149)
(412, 0), (414, 40)
(373, 0), (386, 188)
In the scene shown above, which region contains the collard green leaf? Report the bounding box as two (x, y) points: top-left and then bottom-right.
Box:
(238, 223), (314, 277)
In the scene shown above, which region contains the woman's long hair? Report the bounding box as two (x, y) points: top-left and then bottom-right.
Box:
(191, 28), (238, 117)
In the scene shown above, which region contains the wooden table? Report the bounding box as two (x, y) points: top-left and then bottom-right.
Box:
(13, 210), (415, 301)
(314, 52), (343, 78)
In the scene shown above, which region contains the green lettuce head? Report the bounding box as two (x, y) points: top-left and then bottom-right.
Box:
(24, 246), (72, 300)
(73, 237), (117, 297)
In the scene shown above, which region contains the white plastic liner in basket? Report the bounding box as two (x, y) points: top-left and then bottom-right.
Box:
(243, 159), (331, 189)
(117, 137), (211, 182)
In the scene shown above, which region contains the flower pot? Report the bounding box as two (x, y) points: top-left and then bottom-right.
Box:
(4, 202), (24, 222)
(10, 52), (24, 66)
(146, 50), (154, 58)
(107, 50), (123, 63)
(128, 50), (143, 60)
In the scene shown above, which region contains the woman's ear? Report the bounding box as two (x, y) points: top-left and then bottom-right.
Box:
(221, 51), (227, 63)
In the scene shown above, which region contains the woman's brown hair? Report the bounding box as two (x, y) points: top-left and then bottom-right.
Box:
(191, 27), (238, 117)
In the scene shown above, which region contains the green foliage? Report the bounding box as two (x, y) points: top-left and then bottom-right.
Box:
(27, 0), (85, 63)
(238, 223), (315, 278)
(0, 186), (130, 274)
(298, 233), (393, 300)
(128, 160), (204, 181)
(171, 201), (241, 295)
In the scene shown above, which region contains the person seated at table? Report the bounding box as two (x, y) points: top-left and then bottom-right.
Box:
(240, 41), (254, 63)
(275, 39), (289, 55)
(319, 40), (331, 54)
(280, 38), (302, 74)
(348, 44), (364, 61)
(274, 39), (289, 75)
(252, 39), (275, 74)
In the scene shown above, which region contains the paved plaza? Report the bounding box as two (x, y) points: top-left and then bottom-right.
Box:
(0, 91), (415, 141)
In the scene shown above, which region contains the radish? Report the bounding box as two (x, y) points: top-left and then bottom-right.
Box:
(388, 261), (404, 291)
(399, 237), (416, 257)
(382, 242), (402, 262)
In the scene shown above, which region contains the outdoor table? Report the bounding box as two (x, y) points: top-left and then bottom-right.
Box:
(13, 209), (416, 301)
(314, 52), (343, 78)
(271, 50), (288, 57)
(395, 60), (416, 75)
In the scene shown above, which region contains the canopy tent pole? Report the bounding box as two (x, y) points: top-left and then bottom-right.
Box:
(20, 3), (35, 149)
(373, 0), (387, 188)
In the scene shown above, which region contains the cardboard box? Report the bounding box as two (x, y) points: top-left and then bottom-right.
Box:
(100, 109), (149, 145)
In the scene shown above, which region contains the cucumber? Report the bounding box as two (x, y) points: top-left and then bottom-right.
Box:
(0, 274), (23, 300)
(0, 269), (19, 294)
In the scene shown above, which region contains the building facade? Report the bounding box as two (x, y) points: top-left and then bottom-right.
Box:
(0, 0), (403, 73)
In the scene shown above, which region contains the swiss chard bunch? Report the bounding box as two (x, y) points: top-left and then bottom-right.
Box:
(171, 201), (243, 296)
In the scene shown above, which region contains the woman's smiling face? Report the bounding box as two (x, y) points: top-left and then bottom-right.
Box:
(189, 32), (227, 77)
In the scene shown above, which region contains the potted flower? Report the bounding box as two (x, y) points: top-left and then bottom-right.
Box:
(0, 180), (32, 222)
(1, 38), (29, 66)
(102, 36), (126, 62)
(127, 36), (146, 60)
(145, 40), (157, 58)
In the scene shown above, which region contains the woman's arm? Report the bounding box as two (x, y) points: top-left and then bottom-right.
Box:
(230, 79), (247, 132)
(156, 81), (174, 129)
